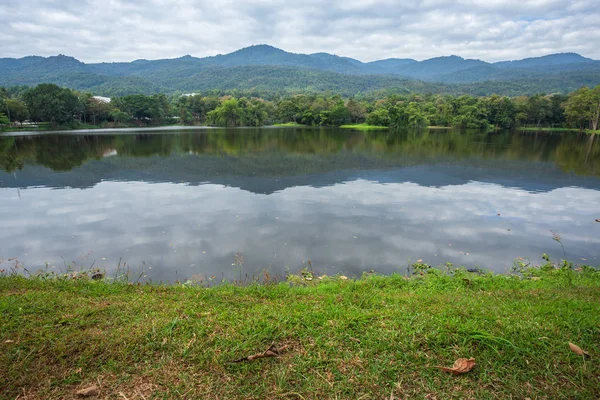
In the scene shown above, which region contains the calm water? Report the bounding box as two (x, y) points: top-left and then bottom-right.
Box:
(1, 127), (599, 281)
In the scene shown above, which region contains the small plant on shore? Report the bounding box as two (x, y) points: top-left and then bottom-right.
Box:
(233, 251), (245, 283)
(412, 261), (433, 275)
(550, 230), (567, 260)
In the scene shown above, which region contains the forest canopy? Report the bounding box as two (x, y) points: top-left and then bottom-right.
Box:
(1, 83), (599, 131)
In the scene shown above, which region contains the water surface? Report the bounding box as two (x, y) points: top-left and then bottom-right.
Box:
(1, 128), (599, 281)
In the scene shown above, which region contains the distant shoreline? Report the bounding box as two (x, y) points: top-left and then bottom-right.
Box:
(1, 123), (592, 137)
(0, 125), (215, 136)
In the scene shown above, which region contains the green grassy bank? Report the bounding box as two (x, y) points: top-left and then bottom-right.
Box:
(518, 127), (580, 132)
(1, 263), (599, 399)
(271, 122), (305, 127)
(339, 123), (389, 131)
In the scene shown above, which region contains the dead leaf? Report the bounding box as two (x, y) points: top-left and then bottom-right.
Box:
(3, 339), (15, 344)
(77, 385), (99, 396)
(435, 358), (476, 375)
(569, 343), (590, 357)
(232, 344), (289, 363)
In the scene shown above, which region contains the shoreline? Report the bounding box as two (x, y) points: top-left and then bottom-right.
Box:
(1, 263), (599, 399)
(2, 123), (593, 137)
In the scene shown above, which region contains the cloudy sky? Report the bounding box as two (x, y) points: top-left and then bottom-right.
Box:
(1, 0), (599, 63)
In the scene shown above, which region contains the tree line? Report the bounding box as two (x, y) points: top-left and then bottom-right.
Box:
(1, 83), (599, 131)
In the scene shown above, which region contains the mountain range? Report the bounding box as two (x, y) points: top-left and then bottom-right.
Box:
(1, 45), (599, 97)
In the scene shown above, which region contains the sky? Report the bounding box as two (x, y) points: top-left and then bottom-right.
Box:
(1, 0), (599, 63)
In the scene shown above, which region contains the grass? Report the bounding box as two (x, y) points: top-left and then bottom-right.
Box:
(339, 123), (388, 130)
(586, 129), (600, 135)
(271, 122), (305, 127)
(427, 126), (453, 129)
(518, 127), (580, 132)
(1, 260), (599, 399)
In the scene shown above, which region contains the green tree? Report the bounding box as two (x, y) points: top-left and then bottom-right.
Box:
(406, 102), (429, 128)
(113, 94), (170, 122)
(244, 99), (270, 126)
(346, 99), (366, 123)
(110, 109), (131, 124)
(366, 109), (391, 126)
(565, 86), (600, 130)
(23, 84), (80, 126)
(277, 99), (301, 123)
(323, 101), (350, 126)
(207, 98), (244, 127)
(486, 95), (516, 129)
(0, 112), (9, 126)
(5, 99), (29, 124)
(525, 95), (553, 126)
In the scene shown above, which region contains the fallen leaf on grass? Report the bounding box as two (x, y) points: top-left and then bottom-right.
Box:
(569, 343), (590, 357)
(232, 344), (289, 363)
(435, 358), (476, 375)
(3, 339), (15, 344)
(77, 385), (99, 396)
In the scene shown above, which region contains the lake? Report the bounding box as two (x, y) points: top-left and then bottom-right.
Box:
(1, 127), (599, 282)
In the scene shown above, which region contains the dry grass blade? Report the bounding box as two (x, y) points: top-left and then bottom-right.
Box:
(435, 358), (476, 375)
(232, 344), (289, 363)
(569, 343), (590, 357)
(77, 385), (99, 396)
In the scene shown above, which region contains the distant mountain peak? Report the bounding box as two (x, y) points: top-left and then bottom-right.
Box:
(50, 54), (80, 61)
(231, 44), (286, 54)
(1, 46), (599, 97)
(494, 52), (592, 67)
(45, 54), (84, 66)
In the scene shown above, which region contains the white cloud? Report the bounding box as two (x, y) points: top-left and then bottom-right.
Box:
(0, 0), (598, 62)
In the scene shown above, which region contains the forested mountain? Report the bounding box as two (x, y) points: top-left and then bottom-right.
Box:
(1, 45), (599, 96)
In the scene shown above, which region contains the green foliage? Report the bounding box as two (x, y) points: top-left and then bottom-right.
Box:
(366, 108), (391, 126)
(2, 83), (598, 132)
(565, 85), (600, 130)
(0, 112), (9, 125)
(5, 98), (29, 123)
(206, 98), (245, 127)
(22, 83), (80, 126)
(113, 94), (170, 121)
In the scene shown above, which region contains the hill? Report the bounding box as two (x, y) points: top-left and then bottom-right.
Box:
(1, 46), (599, 96)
